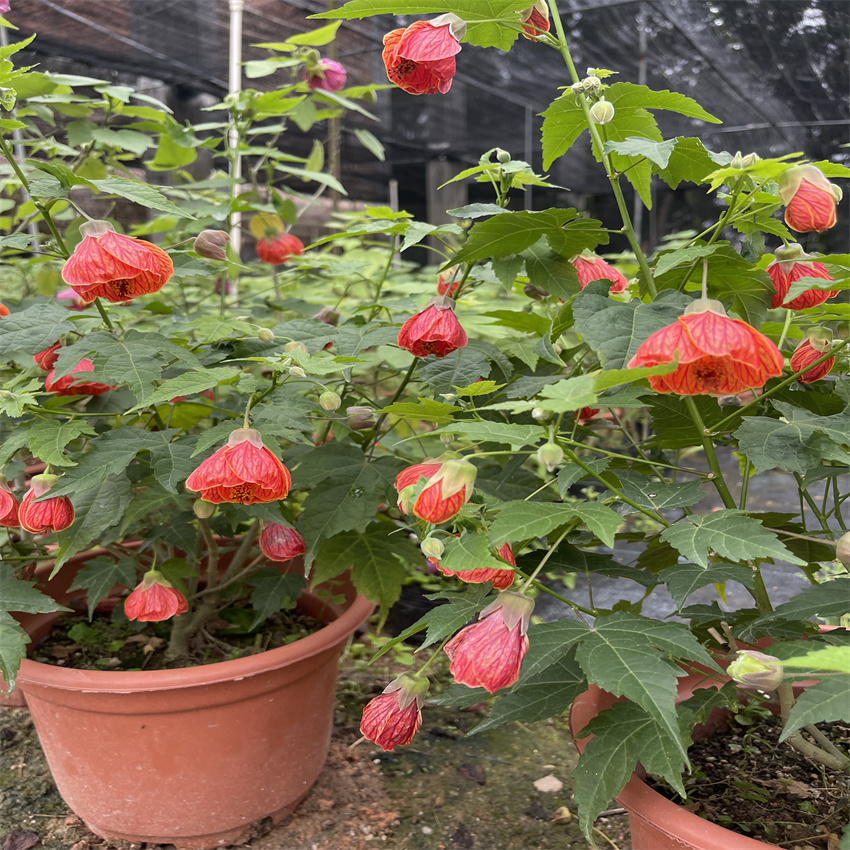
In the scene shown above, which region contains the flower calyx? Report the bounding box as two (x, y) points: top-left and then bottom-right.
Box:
(428, 13), (467, 42)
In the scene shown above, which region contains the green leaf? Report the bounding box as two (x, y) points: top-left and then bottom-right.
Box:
(735, 402), (850, 475)
(574, 701), (687, 837)
(614, 470), (705, 511)
(147, 434), (198, 494)
(470, 654), (587, 734)
(447, 203), (506, 219)
(0, 611), (29, 694)
(450, 209), (605, 266)
(659, 510), (806, 570)
(603, 137), (677, 169)
(745, 580), (850, 637)
(412, 584), (495, 651)
(353, 128), (385, 162)
(286, 20), (342, 45)
(488, 500), (622, 547)
(312, 0), (527, 50)
(0, 564), (70, 615)
(440, 532), (510, 574)
(91, 177), (193, 218)
(125, 367), (238, 412)
(67, 555), (137, 619)
(653, 244), (719, 278)
(437, 421), (541, 449)
(381, 399), (456, 423)
(0, 301), (74, 358)
(781, 677), (850, 741)
(482, 310), (550, 336)
(572, 282), (692, 369)
(558, 458), (610, 493)
(648, 395), (734, 450)
(417, 347), (490, 395)
(781, 645), (850, 674)
(655, 137), (726, 189)
(522, 242), (581, 300)
(25, 420), (97, 468)
(519, 619), (591, 681)
(660, 561), (755, 610)
(52, 474), (134, 571)
(246, 569), (306, 629)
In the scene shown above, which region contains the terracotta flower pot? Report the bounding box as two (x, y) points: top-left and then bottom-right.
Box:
(7, 548), (374, 850)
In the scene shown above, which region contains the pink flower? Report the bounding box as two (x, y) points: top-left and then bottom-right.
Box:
(437, 542), (516, 590)
(444, 592), (534, 693)
(304, 58), (347, 92)
(259, 523), (307, 561)
(408, 458), (476, 524)
(571, 251), (628, 293)
(18, 474), (74, 534)
(56, 287), (88, 311)
(360, 673), (428, 751)
(124, 571), (189, 622)
(397, 296), (468, 359)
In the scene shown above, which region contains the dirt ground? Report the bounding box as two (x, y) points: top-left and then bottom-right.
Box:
(0, 653), (630, 850)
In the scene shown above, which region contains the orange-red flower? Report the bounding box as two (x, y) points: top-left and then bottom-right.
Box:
(571, 251), (628, 293)
(790, 338), (834, 384)
(61, 220), (173, 304)
(19, 474), (74, 534)
(767, 244), (838, 310)
(185, 427), (291, 505)
(0, 481), (20, 528)
(520, 1), (550, 40)
(0, 302), (9, 317)
(360, 673), (429, 751)
(437, 541), (516, 590)
(398, 296), (468, 358)
(44, 358), (115, 396)
(124, 570), (188, 622)
(259, 523), (307, 562)
(436, 265), (462, 298)
(382, 15), (464, 96)
(407, 458), (476, 524)
(394, 461), (442, 514)
(34, 342), (61, 371)
(256, 232), (304, 265)
(626, 300), (783, 396)
(577, 407), (600, 423)
(444, 592), (534, 693)
(779, 164), (840, 233)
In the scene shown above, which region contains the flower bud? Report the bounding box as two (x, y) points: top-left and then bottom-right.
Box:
(289, 366), (306, 378)
(583, 75), (602, 94)
(285, 341), (309, 354)
(531, 407), (551, 422)
(836, 531), (850, 567)
(495, 148), (511, 163)
(193, 499), (216, 519)
(258, 328), (275, 343)
(313, 307), (341, 326)
(420, 537), (444, 560)
(805, 326), (833, 353)
(589, 99), (614, 125)
(319, 390), (341, 412)
(193, 230), (230, 261)
(727, 650), (784, 692)
(537, 442), (564, 473)
(440, 431), (455, 446)
(347, 406), (376, 431)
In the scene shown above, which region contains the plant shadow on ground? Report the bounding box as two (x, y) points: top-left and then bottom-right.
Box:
(0, 644), (629, 850)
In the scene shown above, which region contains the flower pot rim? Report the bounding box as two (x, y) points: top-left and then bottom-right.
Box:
(16, 546), (375, 695)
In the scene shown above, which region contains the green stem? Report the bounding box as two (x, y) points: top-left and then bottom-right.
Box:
(777, 309), (793, 351)
(92, 297), (116, 332)
(369, 235), (397, 321)
(366, 358), (418, 458)
(684, 396), (737, 509)
(520, 528), (569, 593)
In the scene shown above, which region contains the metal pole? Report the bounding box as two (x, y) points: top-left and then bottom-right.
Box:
(631, 1), (647, 247)
(524, 106), (533, 211)
(229, 0), (245, 268)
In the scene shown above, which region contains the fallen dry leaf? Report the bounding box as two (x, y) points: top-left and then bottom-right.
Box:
(2, 830), (40, 850)
(457, 763), (486, 785)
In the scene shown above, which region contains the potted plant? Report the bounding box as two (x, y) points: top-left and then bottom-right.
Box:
(1, 4), (848, 850)
(303, 2), (846, 848)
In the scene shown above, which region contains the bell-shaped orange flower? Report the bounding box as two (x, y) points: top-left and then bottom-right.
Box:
(61, 220), (173, 304)
(444, 592), (534, 693)
(185, 427), (291, 505)
(398, 296), (468, 359)
(779, 164), (840, 233)
(259, 523), (307, 562)
(436, 264), (462, 298)
(626, 300), (783, 396)
(124, 570), (189, 622)
(394, 460), (443, 514)
(382, 14), (464, 95)
(571, 250), (628, 293)
(436, 541), (516, 590)
(790, 333), (834, 384)
(360, 673), (429, 751)
(34, 342), (61, 372)
(44, 358), (115, 396)
(0, 480), (20, 528)
(410, 458), (476, 524)
(0, 302), (9, 317)
(256, 232), (304, 265)
(19, 474), (75, 534)
(767, 243), (838, 310)
(520, 1), (551, 40)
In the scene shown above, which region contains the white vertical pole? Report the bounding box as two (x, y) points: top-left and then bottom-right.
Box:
(631, 1), (648, 247)
(229, 0), (245, 268)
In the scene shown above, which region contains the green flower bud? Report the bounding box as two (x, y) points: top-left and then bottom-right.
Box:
(537, 442), (564, 473)
(319, 390), (341, 412)
(258, 328), (275, 343)
(193, 499), (216, 519)
(589, 99), (615, 125)
(531, 407), (551, 422)
(495, 148), (511, 163)
(837, 531), (850, 567)
(727, 650), (784, 692)
(289, 366), (306, 378)
(420, 537), (444, 560)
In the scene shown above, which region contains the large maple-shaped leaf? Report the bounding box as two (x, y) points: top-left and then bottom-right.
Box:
(488, 500), (623, 547)
(0, 564), (70, 615)
(742, 579), (850, 640)
(781, 677), (850, 740)
(0, 302), (75, 358)
(439, 532), (511, 574)
(67, 555), (137, 619)
(572, 282), (692, 369)
(25, 420), (97, 468)
(659, 561), (755, 610)
(614, 470), (705, 512)
(518, 619), (590, 682)
(0, 611), (29, 694)
(246, 569), (306, 629)
(654, 137), (726, 189)
(660, 510), (806, 569)
(573, 701), (687, 837)
(735, 402), (850, 475)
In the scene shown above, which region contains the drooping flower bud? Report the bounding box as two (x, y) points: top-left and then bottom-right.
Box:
(531, 407), (551, 422)
(360, 672), (429, 751)
(193, 499), (216, 519)
(495, 148), (512, 163)
(124, 570), (188, 622)
(313, 307), (341, 326)
(420, 536), (445, 560)
(790, 334), (834, 384)
(259, 523), (307, 562)
(285, 341), (309, 354)
(537, 442), (564, 473)
(837, 531), (850, 567)
(319, 391), (341, 412)
(347, 406), (376, 431)
(193, 230), (230, 261)
(289, 366), (306, 378)
(258, 328), (275, 343)
(778, 164), (839, 233)
(727, 650), (784, 692)
(589, 98), (614, 125)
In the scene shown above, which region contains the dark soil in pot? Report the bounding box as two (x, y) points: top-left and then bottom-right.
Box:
(646, 713), (850, 847)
